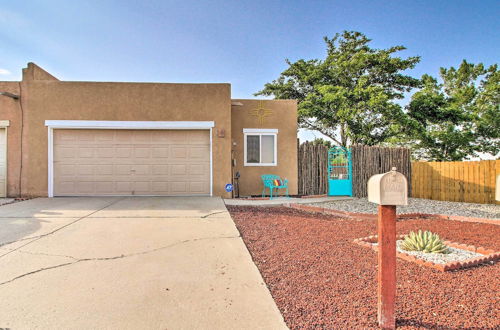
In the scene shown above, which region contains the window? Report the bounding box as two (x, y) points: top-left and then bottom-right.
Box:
(243, 129), (278, 166)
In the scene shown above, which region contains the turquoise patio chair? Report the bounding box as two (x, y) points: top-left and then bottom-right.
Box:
(261, 174), (289, 200)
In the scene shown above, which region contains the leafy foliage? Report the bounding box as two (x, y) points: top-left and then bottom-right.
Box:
(256, 31), (421, 147)
(401, 230), (450, 254)
(310, 138), (333, 148)
(406, 60), (500, 160)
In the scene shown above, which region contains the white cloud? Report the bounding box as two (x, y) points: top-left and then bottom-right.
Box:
(0, 68), (11, 75)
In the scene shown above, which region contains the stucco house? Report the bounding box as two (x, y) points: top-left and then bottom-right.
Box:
(0, 63), (298, 198)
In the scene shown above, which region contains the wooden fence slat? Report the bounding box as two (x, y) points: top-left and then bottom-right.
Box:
(420, 162), (425, 199)
(459, 162), (464, 201)
(465, 162), (471, 202)
(473, 162), (479, 203)
(411, 160), (498, 205)
(452, 162), (458, 202)
(489, 160), (495, 203)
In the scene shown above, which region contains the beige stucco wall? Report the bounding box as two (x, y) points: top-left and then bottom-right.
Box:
(2, 63), (298, 198)
(12, 64), (233, 197)
(231, 99), (298, 196)
(0, 81), (22, 196)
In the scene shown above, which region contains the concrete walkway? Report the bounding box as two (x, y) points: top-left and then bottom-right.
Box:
(0, 198), (14, 206)
(224, 196), (353, 206)
(0, 197), (286, 329)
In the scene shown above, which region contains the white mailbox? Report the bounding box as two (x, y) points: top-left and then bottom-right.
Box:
(368, 167), (408, 205)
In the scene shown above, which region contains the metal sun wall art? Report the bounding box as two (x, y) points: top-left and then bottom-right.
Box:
(249, 101), (273, 126)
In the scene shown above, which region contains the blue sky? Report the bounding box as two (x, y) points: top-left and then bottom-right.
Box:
(1, 0), (499, 141)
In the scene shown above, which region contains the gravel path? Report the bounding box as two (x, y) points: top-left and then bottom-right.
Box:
(228, 206), (500, 329)
(310, 197), (500, 219)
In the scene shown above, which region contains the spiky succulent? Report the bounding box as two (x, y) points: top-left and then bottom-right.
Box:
(401, 230), (450, 254)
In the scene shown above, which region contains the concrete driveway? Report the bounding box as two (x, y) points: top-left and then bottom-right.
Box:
(0, 197), (286, 330)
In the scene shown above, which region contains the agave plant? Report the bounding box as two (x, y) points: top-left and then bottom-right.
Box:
(401, 230), (450, 254)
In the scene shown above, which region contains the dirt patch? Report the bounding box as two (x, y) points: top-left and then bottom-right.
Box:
(228, 206), (500, 329)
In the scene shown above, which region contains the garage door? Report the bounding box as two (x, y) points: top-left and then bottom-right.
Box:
(0, 128), (6, 197)
(53, 129), (210, 196)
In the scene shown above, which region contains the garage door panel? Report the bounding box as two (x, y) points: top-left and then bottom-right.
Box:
(95, 181), (115, 193)
(55, 164), (76, 176)
(133, 164), (151, 175)
(170, 181), (188, 194)
(77, 165), (95, 175)
(189, 146), (209, 158)
(152, 165), (169, 175)
(75, 181), (95, 193)
(171, 164), (187, 175)
(115, 148), (132, 158)
(134, 147), (151, 158)
(152, 147), (169, 158)
(171, 147), (187, 159)
(54, 129), (210, 196)
(94, 131), (114, 142)
(134, 181), (152, 192)
(189, 164), (207, 175)
(57, 181), (75, 194)
(131, 131), (152, 143)
(96, 148), (114, 158)
(78, 148), (94, 158)
(96, 165), (113, 175)
(190, 181), (210, 193)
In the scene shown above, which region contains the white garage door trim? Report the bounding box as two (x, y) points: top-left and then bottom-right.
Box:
(45, 120), (214, 197)
(0, 120), (9, 198)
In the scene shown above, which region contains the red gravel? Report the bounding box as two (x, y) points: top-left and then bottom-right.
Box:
(228, 206), (500, 329)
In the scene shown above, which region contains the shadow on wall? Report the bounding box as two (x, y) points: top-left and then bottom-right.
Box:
(411, 160), (499, 205)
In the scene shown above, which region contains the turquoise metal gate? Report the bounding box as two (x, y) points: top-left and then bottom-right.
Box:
(328, 147), (353, 196)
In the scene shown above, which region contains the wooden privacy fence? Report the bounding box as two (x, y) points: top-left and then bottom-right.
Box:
(412, 160), (499, 204)
(298, 143), (412, 197)
(351, 145), (412, 198)
(298, 143), (328, 195)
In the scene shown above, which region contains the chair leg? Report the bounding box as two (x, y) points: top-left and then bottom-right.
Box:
(262, 187), (266, 198)
(270, 188), (273, 200)
(286, 187), (289, 198)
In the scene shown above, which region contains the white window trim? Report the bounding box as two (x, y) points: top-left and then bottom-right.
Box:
(243, 128), (278, 167)
(45, 120), (214, 197)
(243, 128), (278, 134)
(45, 120), (214, 130)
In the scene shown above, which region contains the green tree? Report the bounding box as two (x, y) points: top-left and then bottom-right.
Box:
(310, 138), (333, 148)
(256, 31), (421, 147)
(406, 60), (500, 161)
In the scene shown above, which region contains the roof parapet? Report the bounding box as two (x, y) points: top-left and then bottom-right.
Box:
(22, 62), (59, 81)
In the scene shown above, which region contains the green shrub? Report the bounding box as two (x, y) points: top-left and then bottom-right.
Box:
(401, 230), (450, 254)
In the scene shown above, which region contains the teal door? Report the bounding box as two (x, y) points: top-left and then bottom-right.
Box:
(328, 147), (353, 196)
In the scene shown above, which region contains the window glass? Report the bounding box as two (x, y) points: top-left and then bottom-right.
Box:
(261, 135), (275, 163)
(246, 135), (260, 163)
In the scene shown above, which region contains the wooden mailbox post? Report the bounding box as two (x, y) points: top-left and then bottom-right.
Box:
(368, 167), (408, 329)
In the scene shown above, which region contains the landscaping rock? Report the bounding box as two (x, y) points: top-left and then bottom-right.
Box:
(310, 197), (500, 219)
(228, 205), (500, 329)
(384, 241), (483, 264)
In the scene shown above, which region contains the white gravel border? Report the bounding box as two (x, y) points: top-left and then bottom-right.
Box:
(371, 241), (484, 264)
(310, 197), (500, 219)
